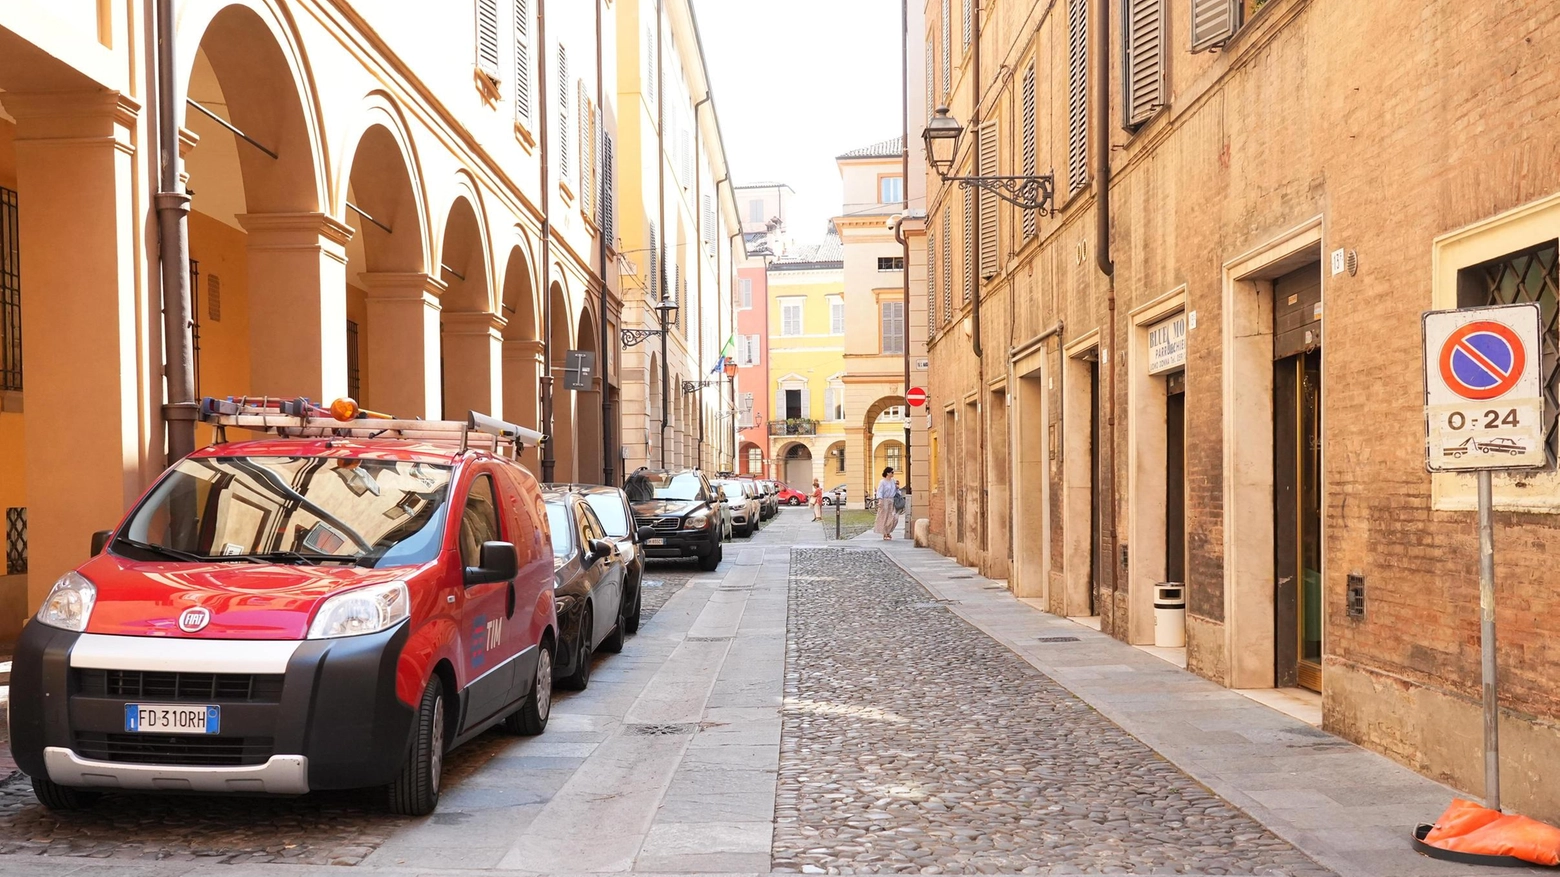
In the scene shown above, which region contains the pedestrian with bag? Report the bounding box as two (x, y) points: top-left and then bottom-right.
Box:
(811, 478), (823, 521)
(873, 467), (901, 539)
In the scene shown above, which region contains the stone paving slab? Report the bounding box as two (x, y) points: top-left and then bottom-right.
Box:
(875, 539), (1551, 877)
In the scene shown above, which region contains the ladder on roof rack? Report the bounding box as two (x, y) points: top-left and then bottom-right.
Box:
(198, 396), (547, 458)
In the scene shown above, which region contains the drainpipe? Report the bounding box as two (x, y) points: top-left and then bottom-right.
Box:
(596, 0), (614, 485)
(656, 0), (669, 469)
(695, 95), (710, 469)
(1094, 0), (1119, 622)
(155, 0), (196, 463)
(900, 0), (912, 536)
(539, 0), (556, 483)
(972, 0), (987, 556)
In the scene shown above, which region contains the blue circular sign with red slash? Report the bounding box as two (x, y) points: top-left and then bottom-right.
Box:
(1439, 321), (1526, 401)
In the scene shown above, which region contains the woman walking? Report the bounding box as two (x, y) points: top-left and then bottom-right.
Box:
(810, 478), (823, 521)
(873, 467), (900, 539)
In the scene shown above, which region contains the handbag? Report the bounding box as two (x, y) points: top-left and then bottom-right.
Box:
(892, 489), (906, 513)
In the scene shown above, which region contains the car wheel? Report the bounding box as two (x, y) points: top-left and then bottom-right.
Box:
(624, 574), (643, 634)
(603, 589), (627, 654)
(699, 543), (723, 571)
(388, 674), (445, 816)
(788, 497), (801, 506)
(30, 776), (99, 811)
(503, 636), (552, 735)
(559, 610), (592, 691)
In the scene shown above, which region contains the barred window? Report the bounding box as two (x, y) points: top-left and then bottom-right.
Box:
(1457, 241), (1560, 454)
(1, 186), (19, 392)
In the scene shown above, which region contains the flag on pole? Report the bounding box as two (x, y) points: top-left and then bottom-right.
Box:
(710, 335), (736, 373)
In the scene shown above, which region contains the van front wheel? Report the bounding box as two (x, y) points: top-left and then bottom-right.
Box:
(387, 675), (445, 816)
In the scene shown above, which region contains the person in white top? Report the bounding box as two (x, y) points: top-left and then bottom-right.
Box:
(873, 467), (900, 540)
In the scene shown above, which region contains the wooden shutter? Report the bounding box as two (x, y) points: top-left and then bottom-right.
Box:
(941, 211), (952, 323)
(645, 26), (656, 105)
(977, 121), (998, 280)
(940, 0), (951, 101)
(578, 83), (594, 216)
(648, 222), (659, 299)
(800, 384), (811, 419)
(702, 195), (714, 255)
(1126, 0), (1165, 126)
(775, 388), (786, 421)
(962, 186), (974, 303)
(927, 231), (938, 328)
(962, 0), (973, 52)
(1067, 0), (1088, 194)
(926, 36), (935, 118)
(602, 131), (616, 247)
(824, 387), (835, 421)
(476, 0), (500, 78)
(1021, 63), (1037, 240)
(513, 0), (531, 127)
(557, 45), (570, 180)
(1190, 0), (1239, 52)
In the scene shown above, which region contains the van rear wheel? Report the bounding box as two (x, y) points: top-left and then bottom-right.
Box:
(387, 675), (445, 816)
(30, 776), (99, 811)
(503, 638), (551, 736)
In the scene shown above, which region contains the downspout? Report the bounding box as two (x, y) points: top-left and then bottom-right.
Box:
(155, 0), (196, 462)
(596, 0), (614, 485)
(539, 0), (556, 482)
(972, 0), (987, 556)
(1094, 0), (1119, 622)
(657, 0), (669, 468)
(900, 0), (912, 537)
(695, 94), (710, 469)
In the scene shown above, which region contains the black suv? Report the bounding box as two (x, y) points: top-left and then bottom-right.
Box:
(625, 469), (725, 571)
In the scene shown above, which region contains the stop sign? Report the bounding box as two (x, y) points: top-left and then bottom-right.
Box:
(907, 387), (927, 407)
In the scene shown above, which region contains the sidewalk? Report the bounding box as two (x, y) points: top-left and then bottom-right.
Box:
(870, 535), (1545, 877)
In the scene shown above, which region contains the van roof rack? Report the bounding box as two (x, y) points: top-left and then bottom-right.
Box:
(199, 396), (547, 458)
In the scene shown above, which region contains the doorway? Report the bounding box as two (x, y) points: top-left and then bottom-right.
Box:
(1089, 359), (1103, 617)
(1272, 263), (1323, 692)
(1165, 370), (1186, 586)
(785, 388), (803, 420)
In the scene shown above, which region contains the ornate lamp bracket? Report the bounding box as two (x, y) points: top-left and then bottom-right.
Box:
(951, 174), (1057, 214)
(620, 328), (665, 348)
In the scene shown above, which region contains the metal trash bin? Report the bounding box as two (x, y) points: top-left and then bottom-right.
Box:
(1154, 583), (1186, 648)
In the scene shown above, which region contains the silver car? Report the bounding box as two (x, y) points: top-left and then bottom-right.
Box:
(714, 479), (763, 538)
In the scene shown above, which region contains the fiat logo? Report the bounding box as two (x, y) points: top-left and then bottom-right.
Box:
(178, 607), (211, 633)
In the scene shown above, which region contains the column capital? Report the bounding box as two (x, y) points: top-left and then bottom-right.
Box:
(358, 271), (447, 303)
(504, 338), (545, 362)
(443, 310), (506, 338)
(5, 90), (141, 154)
(237, 212), (355, 250)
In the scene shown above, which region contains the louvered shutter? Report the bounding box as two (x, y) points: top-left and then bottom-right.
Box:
(702, 195), (713, 254)
(940, 0), (951, 101)
(977, 121), (998, 280)
(1126, 0), (1165, 126)
(514, 0), (531, 127)
(927, 231), (938, 328)
(954, 185), (967, 302)
(824, 387), (835, 421)
(557, 45), (570, 180)
(800, 383), (811, 419)
(578, 83), (593, 215)
(925, 36), (935, 118)
(941, 211), (952, 323)
(1190, 0), (1239, 52)
(1067, 0), (1088, 194)
(602, 132), (616, 247)
(476, 0), (500, 79)
(645, 26), (656, 104)
(1021, 64), (1038, 240)
(962, 0), (973, 52)
(648, 222), (659, 299)
(775, 388), (786, 422)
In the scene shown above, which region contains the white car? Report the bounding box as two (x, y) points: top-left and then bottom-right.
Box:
(714, 479), (763, 537)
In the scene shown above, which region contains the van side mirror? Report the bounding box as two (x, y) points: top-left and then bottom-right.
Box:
(465, 541), (519, 586)
(90, 530), (113, 557)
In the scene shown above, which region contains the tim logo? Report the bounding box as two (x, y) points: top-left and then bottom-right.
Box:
(486, 618), (503, 650)
(178, 607), (211, 633)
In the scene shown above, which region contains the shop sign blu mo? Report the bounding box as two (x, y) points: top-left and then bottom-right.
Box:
(1148, 313), (1188, 375)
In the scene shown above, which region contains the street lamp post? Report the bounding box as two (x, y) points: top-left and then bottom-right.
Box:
(621, 295), (680, 468)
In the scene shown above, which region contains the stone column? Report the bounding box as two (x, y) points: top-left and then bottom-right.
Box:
(9, 91), (146, 608)
(237, 212), (353, 402)
(845, 426), (871, 510)
(442, 311), (504, 421)
(358, 272), (444, 419)
(503, 338), (544, 471)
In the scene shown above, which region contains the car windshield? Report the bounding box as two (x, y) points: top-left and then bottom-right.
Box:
(716, 480), (748, 499)
(583, 493), (629, 537)
(117, 456), (452, 567)
(648, 472), (704, 501)
(544, 500), (574, 558)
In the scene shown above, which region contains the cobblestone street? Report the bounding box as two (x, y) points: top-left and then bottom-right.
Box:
(0, 513), (1487, 875)
(774, 548), (1330, 876)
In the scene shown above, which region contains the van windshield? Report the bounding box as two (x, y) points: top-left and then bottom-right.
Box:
(115, 456), (453, 568)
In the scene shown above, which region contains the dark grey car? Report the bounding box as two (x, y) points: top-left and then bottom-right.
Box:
(543, 490), (629, 691)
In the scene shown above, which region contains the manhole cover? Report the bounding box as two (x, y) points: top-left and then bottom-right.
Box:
(626, 723), (697, 736)
(1035, 636), (1082, 643)
(685, 636), (732, 643)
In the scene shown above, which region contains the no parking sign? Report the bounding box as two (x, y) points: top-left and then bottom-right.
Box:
(1423, 303), (1548, 472)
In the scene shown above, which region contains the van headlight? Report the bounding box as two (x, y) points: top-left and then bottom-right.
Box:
(36, 571), (97, 632)
(307, 582), (410, 639)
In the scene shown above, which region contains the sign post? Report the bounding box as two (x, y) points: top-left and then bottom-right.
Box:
(1422, 301), (1547, 812)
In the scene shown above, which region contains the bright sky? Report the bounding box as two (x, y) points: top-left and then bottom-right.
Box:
(693, 0), (905, 244)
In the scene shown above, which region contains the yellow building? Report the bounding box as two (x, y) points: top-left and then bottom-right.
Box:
(765, 232), (846, 489)
(0, 0), (735, 647)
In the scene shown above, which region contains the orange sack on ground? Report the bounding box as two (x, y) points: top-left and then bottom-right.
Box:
(1424, 799), (1560, 866)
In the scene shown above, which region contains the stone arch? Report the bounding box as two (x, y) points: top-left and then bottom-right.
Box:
(438, 188), (500, 421)
(573, 305), (603, 483)
(181, 1), (342, 404)
(339, 98), (434, 416)
(739, 441), (765, 476)
(548, 281), (575, 480)
(822, 439), (848, 484)
(780, 442), (814, 488)
(648, 351), (663, 466)
(856, 394), (909, 511)
(499, 241), (542, 468)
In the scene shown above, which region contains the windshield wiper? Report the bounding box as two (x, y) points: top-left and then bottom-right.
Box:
(114, 537), (208, 563)
(211, 550), (356, 566)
